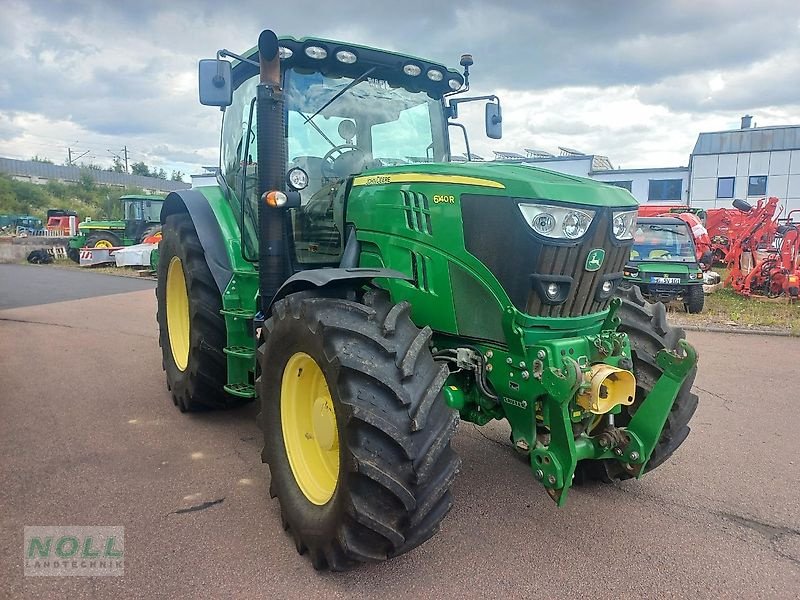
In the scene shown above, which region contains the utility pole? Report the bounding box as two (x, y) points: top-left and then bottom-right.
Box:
(107, 146), (129, 173)
(67, 147), (89, 166)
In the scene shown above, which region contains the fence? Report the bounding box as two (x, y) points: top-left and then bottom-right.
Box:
(14, 227), (64, 237)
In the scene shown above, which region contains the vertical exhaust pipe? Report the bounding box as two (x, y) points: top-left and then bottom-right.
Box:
(256, 29), (290, 310)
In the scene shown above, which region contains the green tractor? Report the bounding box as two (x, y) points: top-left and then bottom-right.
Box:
(623, 216), (706, 313)
(156, 30), (699, 570)
(67, 194), (164, 262)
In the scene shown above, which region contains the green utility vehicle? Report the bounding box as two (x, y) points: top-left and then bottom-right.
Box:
(67, 194), (164, 262)
(623, 216), (705, 313)
(0, 214), (42, 234)
(156, 30), (699, 570)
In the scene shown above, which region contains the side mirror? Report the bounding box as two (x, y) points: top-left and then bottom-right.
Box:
(485, 101), (502, 139)
(198, 59), (232, 107)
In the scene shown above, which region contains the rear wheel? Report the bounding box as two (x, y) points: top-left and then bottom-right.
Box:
(84, 231), (121, 248)
(139, 224), (162, 243)
(578, 285), (698, 482)
(258, 290), (460, 570)
(684, 284), (705, 314)
(156, 212), (232, 412)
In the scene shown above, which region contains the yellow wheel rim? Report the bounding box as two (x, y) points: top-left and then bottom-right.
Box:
(281, 352), (340, 505)
(94, 239), (114, 248)
(166, 256), (190, 371)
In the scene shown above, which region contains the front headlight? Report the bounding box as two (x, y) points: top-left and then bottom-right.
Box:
(612, 209), (637, 240)
(518, 204), (595, 240)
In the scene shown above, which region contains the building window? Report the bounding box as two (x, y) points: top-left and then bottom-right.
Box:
(748, 175), (767, 197)
(648, 179), (682, 201)
(716, 177), (735, 198)
(606, 180), (632, 192)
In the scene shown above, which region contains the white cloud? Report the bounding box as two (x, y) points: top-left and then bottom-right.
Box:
(1, 0), (799, 176)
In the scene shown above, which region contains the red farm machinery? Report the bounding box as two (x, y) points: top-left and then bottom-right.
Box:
(725, 197), (800, 299)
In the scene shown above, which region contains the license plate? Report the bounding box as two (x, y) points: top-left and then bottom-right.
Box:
(651, 277), (681, 284)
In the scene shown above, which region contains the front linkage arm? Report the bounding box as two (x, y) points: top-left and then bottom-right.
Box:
(532, 340), (697, 506)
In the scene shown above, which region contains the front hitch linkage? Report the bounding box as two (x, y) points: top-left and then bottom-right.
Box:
(532, 340), (697, 506)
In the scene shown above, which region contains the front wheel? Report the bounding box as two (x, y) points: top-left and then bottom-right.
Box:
(156, 212), (231, 412)
(684, 285), (705, 314)
(258, 290), (460, 570)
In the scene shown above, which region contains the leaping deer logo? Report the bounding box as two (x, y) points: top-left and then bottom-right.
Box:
(586, 249), (605, 271)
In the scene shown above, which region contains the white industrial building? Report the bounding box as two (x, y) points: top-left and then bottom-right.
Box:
(498, 148), (689, 205)
(688, 118), (800, 213)
(496, 117), (800, 213)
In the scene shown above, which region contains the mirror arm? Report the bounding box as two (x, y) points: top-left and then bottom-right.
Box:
(217, 49), (260, 67)
(447, 94), (499, 119)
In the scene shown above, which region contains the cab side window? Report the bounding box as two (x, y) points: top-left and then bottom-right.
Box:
(221, 76), (259, 258)
(221, 76), (258, 204)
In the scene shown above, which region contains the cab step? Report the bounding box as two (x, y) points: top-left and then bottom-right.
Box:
(224, 346), (255, 359)
(224, 383), (256, 398)
(220, 308), (255, 319)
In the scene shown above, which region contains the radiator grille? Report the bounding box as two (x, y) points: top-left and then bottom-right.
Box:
(460, 195), (633, 318)
(525, 211), (629, 317)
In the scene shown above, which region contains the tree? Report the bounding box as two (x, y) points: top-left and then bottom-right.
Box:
(152, 168), (167, 180)
(30, 155), (53, 164)
(170, 170), (185, 182)
(110, 156), (126, 173)
(78, 170), (96, 192)
(130, 161), (150, 177)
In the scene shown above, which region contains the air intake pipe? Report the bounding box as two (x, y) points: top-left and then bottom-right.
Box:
(256, 29), (290, 310)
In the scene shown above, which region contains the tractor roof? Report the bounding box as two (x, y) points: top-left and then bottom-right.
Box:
(231, 35), (464, 98)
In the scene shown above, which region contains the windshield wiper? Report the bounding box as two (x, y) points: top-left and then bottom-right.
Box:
(303, 67), (376, 125)
(299, 111), (338, 149)
(648, 225), (687, 237)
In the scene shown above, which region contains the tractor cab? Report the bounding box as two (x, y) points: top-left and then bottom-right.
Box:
(201, 34), (501, 268)
(121, 195), (164, 242)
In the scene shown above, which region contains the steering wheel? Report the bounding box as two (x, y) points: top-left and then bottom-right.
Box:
(321, 144), (367, 179)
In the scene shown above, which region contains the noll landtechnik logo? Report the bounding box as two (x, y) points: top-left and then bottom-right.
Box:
(24, 526), (124, 576)
(585, 248), (605, 272)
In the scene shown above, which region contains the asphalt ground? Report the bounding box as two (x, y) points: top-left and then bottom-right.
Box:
(0, 264), (155, 309)
(1, 265), (798, 598)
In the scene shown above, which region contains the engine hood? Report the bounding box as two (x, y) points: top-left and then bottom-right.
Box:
(627, 261), (700, 278)
(353, 162), (638, 209)
(78, 220), (125, 231)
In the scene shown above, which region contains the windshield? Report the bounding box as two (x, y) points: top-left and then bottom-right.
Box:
(125, 201), (143, 221)
(631, 224), (696, 262)
(285, 68), (448, 203)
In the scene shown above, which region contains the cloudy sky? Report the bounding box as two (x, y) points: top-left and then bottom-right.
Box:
(1, 0), (799, 178)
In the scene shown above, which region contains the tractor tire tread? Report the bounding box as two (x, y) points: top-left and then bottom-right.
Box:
(259, 289), (460, 571)
(156, 212), (244, 411)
